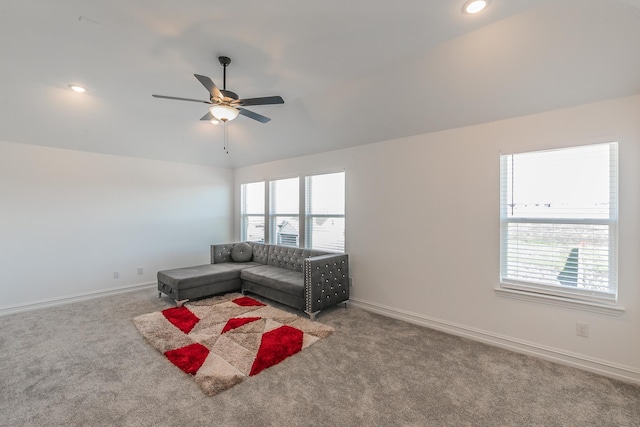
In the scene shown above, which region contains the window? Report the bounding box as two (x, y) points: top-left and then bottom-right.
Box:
(240, 181), (265, 242)
(240, 171), (346, 251)
(305, 172), (345, 252)
(499, 142), (618, 304)
(269, 177), (300, 247)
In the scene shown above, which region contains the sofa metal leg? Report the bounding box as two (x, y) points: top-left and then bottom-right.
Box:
(158, 292), (162, 299)
(343, 301), (348, 309)
(175, 299), (189, 307)
(305, 310), (320, 321)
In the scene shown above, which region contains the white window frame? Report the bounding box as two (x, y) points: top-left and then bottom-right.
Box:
(239, 171), (346, 252)
(304, 171), (346, 252)
(240, 181), (266, 243)
(498, 142), (620, 311)
(268, 177), (300, 247)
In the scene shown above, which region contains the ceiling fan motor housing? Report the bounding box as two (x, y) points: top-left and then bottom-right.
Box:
(219, 89), (238, 101)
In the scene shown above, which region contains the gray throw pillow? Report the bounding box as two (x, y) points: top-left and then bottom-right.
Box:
(231, 242), (253, 262)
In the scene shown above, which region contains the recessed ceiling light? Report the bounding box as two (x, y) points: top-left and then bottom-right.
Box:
(463, 0), (489, 14)
(69, 84), (86, 93)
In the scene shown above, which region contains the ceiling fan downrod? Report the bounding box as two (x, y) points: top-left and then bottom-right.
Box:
(218, 56), (231, 90)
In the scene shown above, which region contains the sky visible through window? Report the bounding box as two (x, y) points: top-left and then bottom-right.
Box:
(506, 143), (612, 219)
(244, 182), (264, 214)
(307, 172), (345, 215)
(306, 172), (345, 251)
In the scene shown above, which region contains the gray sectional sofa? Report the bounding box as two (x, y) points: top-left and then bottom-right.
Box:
(157, 242), (349, 320)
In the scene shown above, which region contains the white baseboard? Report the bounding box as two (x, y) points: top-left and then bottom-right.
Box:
(350, 297), (640, 385)
(0, 281), (157, 317)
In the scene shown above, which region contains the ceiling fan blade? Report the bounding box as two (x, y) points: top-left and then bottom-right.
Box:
(237, 96), (284, 107)
(200, 112), (214, 121)
(194, 74), (222, 99)
(152, 94), (210, 104)
(238, 107), (271, 123)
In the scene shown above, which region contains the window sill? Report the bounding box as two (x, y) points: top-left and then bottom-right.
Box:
(495, 287), (625, 316)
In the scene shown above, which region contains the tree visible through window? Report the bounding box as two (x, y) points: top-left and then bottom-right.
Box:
(499, 142), (618, 303)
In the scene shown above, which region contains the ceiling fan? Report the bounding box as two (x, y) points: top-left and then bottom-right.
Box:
(152, 56), (284, 124)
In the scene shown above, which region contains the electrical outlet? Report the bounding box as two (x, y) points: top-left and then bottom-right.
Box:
(137, 267), (144, 275)
(113, 272), (120, 279)
(349, 278), (353, 288)
(576, 322), (589, 338)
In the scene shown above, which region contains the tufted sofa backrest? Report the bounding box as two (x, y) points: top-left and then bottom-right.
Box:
(267, 245), (325, 272)
(211, 243), (236, 263)
(211, 242), (268, 264)
(249, 242), (269, 265)
(212, 242), (331, 269)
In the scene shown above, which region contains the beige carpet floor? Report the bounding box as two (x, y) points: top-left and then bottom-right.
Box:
(1, 288), (639, 426)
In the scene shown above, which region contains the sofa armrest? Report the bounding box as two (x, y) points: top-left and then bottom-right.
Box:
(304, 253), (349, 314)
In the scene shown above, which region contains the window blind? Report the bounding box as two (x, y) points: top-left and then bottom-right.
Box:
(240, 181), (265, 242)
(500, 142), (618, 303)
(269, 177), (299, 247)
(305, 172), (345, 252)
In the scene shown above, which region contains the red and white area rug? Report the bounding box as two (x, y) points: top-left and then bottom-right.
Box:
(133, 293), (334, 396)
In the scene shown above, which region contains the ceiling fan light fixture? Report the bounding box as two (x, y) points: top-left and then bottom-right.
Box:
(463, 0), (488, 14)
(210, 118), (220, 125)
(209, 104), (239, 122)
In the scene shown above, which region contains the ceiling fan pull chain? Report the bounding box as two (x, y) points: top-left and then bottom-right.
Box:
(224, 122), (229, 154)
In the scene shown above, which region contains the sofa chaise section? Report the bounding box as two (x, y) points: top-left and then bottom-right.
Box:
(157, 262), (259, 304)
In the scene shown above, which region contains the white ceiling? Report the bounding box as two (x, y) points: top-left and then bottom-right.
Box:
(1, 0), (639, 168)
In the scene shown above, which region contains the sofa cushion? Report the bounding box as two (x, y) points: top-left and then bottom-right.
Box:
(231, 242), (253, 262)
(241, 265), (304, 297)
(158, 264), (249, 290)
(219, 262), (261, 272)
